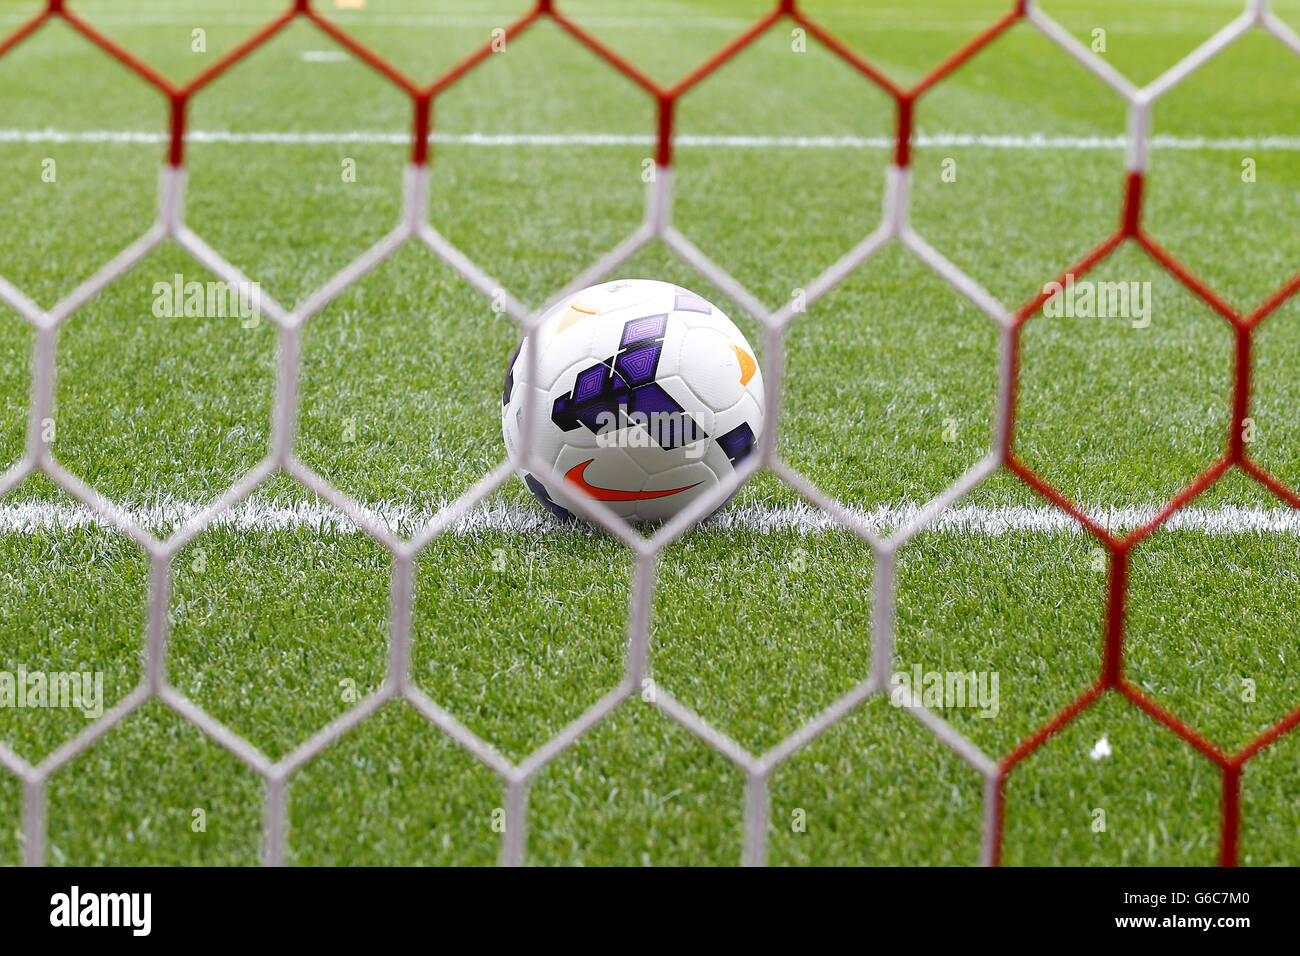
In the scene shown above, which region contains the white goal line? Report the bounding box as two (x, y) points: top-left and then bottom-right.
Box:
(0, 10), (1215, 35)
(2, 498), (1299, 538)
(2, 128), (1298, 151)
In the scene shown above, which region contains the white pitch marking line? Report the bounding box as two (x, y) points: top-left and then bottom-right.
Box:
(0, 11), (1213, 34)
(300, 50), (351, 62)
(2, 129), (1300, 151)
(2, 499), (1300, 537)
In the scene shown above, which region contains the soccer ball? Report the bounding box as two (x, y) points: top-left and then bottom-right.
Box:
(501, 279), (765, 524)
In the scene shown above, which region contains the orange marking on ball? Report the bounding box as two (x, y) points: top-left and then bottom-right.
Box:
(732, 345), (757, 385)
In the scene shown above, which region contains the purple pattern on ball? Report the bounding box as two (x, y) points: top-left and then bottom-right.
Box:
(620, 313), (667, 345)
(673, 291), (711, 313)
(615, 345), (660, 385)
(716, 422), (755, 466)
(573, 364), (606, 402)
(524, 474), (574, 521)
(550, 313), (706, 451)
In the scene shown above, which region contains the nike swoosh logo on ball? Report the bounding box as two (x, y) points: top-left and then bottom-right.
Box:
(565, 459), (700, 501)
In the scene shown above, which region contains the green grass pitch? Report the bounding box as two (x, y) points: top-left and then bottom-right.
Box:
(2, 0), (1300, 865)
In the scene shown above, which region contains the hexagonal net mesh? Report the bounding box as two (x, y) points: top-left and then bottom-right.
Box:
(2, 0), (1299, 866)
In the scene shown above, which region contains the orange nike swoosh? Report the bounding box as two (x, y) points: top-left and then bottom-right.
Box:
(565, 459), (700, 502)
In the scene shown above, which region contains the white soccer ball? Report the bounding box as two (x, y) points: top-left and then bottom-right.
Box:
(502, 278), (765, 524)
